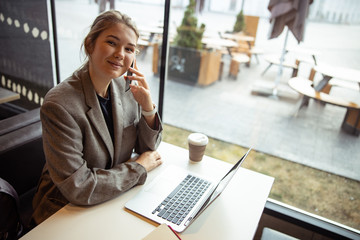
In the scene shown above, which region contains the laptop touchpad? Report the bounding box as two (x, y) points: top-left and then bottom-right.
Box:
(145, 167), (186, 196)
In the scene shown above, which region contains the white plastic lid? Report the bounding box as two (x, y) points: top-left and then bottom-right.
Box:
(188, 133), (209, 146)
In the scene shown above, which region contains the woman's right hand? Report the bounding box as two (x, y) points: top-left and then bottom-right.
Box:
(135, 151), (162, 172)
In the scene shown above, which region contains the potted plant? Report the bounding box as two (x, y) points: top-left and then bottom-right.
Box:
(173, 0), (205, 50)
(233, 10), (246, 33)
(153, 0), (222, 86)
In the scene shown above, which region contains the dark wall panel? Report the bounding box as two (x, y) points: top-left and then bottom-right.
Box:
(0, 0), (55, 109)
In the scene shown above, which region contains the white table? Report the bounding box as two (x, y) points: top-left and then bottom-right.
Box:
(220, 33), (255, 43)
(138, 26), (164, 35)
(202, 37), (238, 50)
(138, 25), (163, 42)
(21, 142), (274, 240)
(313, 64), (360, 92)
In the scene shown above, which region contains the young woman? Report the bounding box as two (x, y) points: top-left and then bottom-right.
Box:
(31, 10), (163, 225)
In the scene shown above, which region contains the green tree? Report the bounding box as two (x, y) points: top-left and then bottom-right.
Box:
(174, 0), (205, 50)
(233, 10), (245, 33)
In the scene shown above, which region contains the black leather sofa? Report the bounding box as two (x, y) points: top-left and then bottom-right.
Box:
(0, 108), (45, 229)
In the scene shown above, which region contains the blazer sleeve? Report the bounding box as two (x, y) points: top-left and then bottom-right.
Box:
(135, 111), (163, 154)
(41, 100), (147, 206)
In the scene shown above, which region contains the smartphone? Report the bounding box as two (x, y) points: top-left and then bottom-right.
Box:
(125, 61), (134, 92)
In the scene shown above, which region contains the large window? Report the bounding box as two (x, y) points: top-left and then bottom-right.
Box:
(55, 0), (360, 230)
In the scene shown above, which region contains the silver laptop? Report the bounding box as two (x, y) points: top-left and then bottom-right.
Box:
(125, 148), (251, 232)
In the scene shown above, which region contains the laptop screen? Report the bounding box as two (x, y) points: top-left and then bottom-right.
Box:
(194, 148), (251, 218)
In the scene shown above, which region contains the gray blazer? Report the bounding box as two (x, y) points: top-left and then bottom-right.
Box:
(32, 66), (162, 224)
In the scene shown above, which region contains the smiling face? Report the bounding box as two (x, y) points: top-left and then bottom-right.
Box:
(87, 23), (137, 84)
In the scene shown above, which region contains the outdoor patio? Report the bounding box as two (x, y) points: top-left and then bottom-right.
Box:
(143, 47), (360, 182)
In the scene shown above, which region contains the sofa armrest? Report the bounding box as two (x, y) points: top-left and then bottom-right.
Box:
(0, 108), (45, 196)
(0, 108), (40, 136)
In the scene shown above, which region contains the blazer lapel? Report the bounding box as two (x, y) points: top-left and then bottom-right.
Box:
(110, 79), (124, 164)
(81, 71), (114, 160)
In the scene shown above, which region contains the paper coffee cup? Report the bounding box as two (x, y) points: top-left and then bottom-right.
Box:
(188, 133), (208, 162)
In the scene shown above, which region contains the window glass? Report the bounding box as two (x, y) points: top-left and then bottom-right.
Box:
(161, 0), (360, 230)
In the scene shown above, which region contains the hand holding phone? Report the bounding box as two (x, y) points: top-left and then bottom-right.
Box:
(125, 61), (134, 92)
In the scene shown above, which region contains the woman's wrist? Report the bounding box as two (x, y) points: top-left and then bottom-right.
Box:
(141, 103), (157, 117)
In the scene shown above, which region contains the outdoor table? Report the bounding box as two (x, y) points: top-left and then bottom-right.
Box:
(305, 64), (360, 136)
(138, 26), (164, 35)
(313, 64), (360, 92)
(220, 32), (255, 49)
(313, 64), (360, 136)
(201, 37), (238, 50)
(138, 25), (163, 41)
(137, 25), (163, 58)
(286, 47), (320, 65)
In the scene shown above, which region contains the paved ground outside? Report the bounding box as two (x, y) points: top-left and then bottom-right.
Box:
(55, 0), (360, 181)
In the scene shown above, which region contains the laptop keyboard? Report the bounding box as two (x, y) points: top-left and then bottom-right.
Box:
(152, 175), (211, 225)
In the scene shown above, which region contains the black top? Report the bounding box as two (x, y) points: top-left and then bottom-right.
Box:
(97, 87), (114, 143)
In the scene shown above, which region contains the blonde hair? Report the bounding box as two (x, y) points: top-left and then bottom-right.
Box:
(82, 10), (139, 62)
